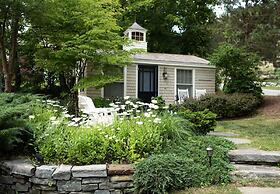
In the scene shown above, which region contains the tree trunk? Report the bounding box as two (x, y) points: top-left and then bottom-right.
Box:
(0, 36), (12, 92)
(0, 6), (20, 93)
(7, 12), (20, 92)
(14, 63), (21, 91)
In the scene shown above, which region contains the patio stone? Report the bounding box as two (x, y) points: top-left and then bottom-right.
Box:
(229, 148), (280, 164)
(208, 131), (238, 137)
(52, 164), (72, 180)
(35, 165), (57, 179)
(2, 159), (35, 177)
(57, 180), (82, 192)
(107, 164), (134, 175)
(239, 187), (280, 194)
(233, 164), (280, 179)
(225, 137), (251, 145)
(72, 165), (107, 178)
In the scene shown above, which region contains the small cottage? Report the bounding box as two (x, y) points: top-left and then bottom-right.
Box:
(86, 22), (215, 104)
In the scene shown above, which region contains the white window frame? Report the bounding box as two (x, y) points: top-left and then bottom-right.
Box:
(131, 31), (144, 41)
(174, 68), (195, 98)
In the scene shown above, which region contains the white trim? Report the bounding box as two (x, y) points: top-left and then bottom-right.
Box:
(136, 64), (138, 98)
(175, 68), (195, 98)
(101, 88), (104, 98)
(157, 66), (160, 96)
(174, 68), (177, 100)
(124, 66), (127, 97)
(193, 69), (196, 98)
(134, 59), (215, 69)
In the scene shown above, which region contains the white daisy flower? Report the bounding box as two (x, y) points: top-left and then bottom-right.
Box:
(29, 115), (35, 119)
(50, 116), (56, 121)
(72, 117), (82, 122)
(151, 99), (157, 104)
(153, 118), (161, 124)
(144, 112), (151, 117)
(136, 121), (143, 125)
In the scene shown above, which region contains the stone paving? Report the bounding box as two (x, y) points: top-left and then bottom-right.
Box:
(210, 130), (280, 193)
(208, 131), (251, 145)
(232, 164), (280, 179)
(225, 137), (252, 145)
(208, 131), (239, 137)
(238, 187), (280, 194)
(263, 89), (280, 96)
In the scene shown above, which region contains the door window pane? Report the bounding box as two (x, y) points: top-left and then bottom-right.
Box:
(143, 71), (151, 92)
(139, 68), (156, 92)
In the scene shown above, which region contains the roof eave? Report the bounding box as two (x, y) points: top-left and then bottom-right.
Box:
(133, 58), (216, 69)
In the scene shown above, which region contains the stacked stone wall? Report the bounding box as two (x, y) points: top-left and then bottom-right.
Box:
(0, 159), (134, 194)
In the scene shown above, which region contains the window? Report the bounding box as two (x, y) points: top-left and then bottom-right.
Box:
(176, 69), (193, 98)
(104, 82), (124, 99)
(132, 31), (144, 41)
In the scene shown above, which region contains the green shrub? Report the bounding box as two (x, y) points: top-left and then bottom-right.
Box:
(134, 154), (200, 193)
(134, 136), (235, 193)
(178, 109), (217, 135)
(179, 93), (260, 119)
(0, 93), (41, 155)
(92, 97), (112, 108)
(210, 43), (262, 98)
(33, 113), (192, 165)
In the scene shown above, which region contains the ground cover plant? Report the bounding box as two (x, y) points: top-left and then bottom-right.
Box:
(133, 136), (234, 193)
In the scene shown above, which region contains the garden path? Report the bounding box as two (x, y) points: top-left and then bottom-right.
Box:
(209, 131), (280, 190)
(238, 187), (280, 194)
(210, 98), (280, 193)
(263, 89), (280, 96)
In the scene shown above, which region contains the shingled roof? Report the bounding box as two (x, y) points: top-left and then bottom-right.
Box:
(133, 53), (211, 66)
(124, 22), (147, 34)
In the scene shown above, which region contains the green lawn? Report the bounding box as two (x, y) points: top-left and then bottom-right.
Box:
(263, 86), (280, 90)
(173, 179), (280, 194)
(216, 116), (280, 150)
(174, 185), (241, 194)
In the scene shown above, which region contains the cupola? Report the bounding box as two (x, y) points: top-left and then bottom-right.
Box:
(123, 22), (147, 51)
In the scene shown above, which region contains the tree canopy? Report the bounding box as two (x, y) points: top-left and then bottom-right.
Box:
(214, 0), (280, 66)
(120, 0), (218, 56)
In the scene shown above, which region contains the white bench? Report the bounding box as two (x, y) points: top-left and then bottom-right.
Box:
(78, 95), (116, 125)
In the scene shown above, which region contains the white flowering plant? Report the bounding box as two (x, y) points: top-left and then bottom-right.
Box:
(29, 96), (192, 164)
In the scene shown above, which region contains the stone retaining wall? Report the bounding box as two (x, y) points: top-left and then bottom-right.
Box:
(0, 159), (134, 194)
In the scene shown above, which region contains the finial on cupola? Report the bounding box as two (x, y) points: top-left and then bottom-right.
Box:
(123, 22), (147, 51)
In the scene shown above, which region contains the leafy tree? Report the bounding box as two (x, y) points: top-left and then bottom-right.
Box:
(0, 0), (48, 92)
(210, 43), (262, 97)
(33, 0), (132, 112)
(214, 0), (280, 67)
(120, 0), (218, 56)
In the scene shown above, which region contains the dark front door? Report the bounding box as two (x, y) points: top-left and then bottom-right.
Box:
(138, 65), (158, 102)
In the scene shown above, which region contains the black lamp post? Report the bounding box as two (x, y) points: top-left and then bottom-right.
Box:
(206, 147), (213, 167)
